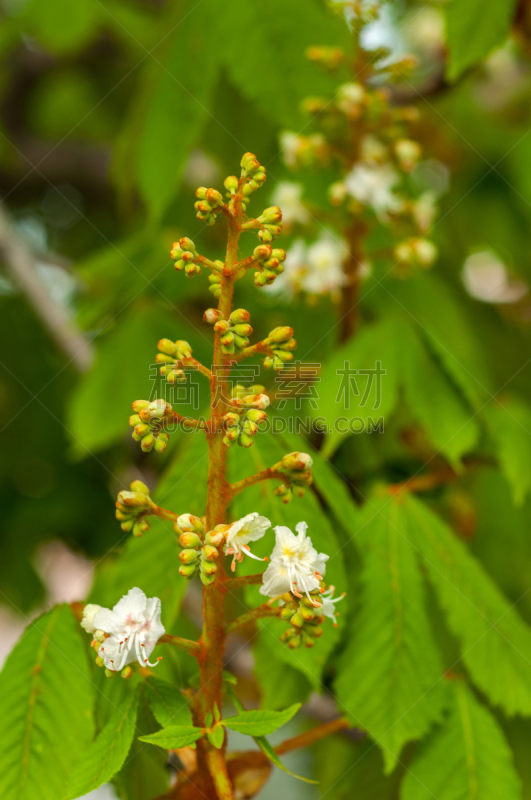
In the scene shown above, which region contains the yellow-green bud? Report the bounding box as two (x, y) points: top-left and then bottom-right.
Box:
(180, 549), (200, 564)
(121, 665), (133, 679)
(281, 452), (313, 471)
(132, 400), (150, 413)
(201, 560), (217, 576)
(204, 308), (224, 324)
(179, 563), (197, 578)
(179, 532), (202, 548)
(230, 308), (250, 324)
(224, 175), (238, 193)
(202, 545), (219, 561)
(158, 339), (177, 356)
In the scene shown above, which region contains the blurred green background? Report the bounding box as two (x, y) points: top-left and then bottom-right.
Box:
(3, 0), (531, 796)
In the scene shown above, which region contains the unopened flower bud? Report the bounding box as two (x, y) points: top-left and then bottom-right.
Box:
(229, 308), (251, 324)
(281, 452), (313, 471)
(266, 326), (293, 343)
(180, 549), (200, 564)
(394, 138), (421, 171)
(177, 513), (204, 533)
(121, 666), (133, 680)
(130, 480), (150, 495)
(179, 237), (196, 253)
(204, 308), (224, 324)
(179, 563), (197, 578)
(224, 175), (238, 193)
(201, 560), (217, 576)
(179, 532), (202, 548)
(202, 545), (219, 561)
(246, 409), (267, 424)
(132, 400), (150, 413)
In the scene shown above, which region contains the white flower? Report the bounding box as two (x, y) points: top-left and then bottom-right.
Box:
(303, 231), (348, 295)
(321, 586), (346, 627)
(92, 587), (165, 671)
(260, 521), (329, 603)
(80, 603), (101, 634)
(279, 131), (304, 169)
(412, 191), (438, 233)
(224, 512), (271, 571)
(345, 162), (403, 220)
(461, 251), (528, 304)
(270, 182), (310, 227)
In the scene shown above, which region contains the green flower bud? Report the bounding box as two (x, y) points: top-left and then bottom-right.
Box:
(158, 339), (177, 357)
(229, 308), (251, 324)
(266, 326), (293, 343)
(214, 319), (229, 333)
(120, 519), (135, 532)
(280, 606), (295, 620)
(233, 323), (252, 336)
(132, 400), (150, 413)
(246, 409), (267, 424)
(105, 668), (116, 678)
(153, 437), (167, 453)
(141, 433), (155, 452)
(200, 571), (216, 586)
(281, 452), (313, 471)
(233, 335), (249, 350)
(180, 548), (200, 564)
(201, 560), (217, 576)
(224, 175), (238, 193)
(121, 665), (134, 679)
(133, 520), (150, 537)
(300, 604), (315, 621)
(290, 612), (304, 628)
(240, 152), (261, 174)
(179, 237), (196, 253)
(130, 480), (150, 495)
(134, 423), (150, 438)
(288, 635), (302, 649)
(95, 656), (104, 668)
(202, 544), (219, 561)
(179, 563), (197, 578)
(117, 490), (150, 508)
(239, 432), (254, 448)
(177, 513), (204, 532)
(258, 206), (282, 224)
(254, 271), (268, 287)
(179, 532), (202, 548)
(129, 414), (141, 427)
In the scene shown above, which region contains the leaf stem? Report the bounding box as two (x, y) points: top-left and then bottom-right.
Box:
(158, 634), (201, 657)
(226, 604), (281, 635)
(230, 467), (283, 496)
(275, 716), (350, 755)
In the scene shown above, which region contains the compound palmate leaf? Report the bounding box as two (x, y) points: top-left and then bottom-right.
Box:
(144, 676), (193, 728)
(402, 679), (521, 800)
(403, 491), (531, 716)
(66, 688), (139, 799)
(0, 605), (94, 800)
(222, 703), (301, 736)
(335, 495), (447, 773)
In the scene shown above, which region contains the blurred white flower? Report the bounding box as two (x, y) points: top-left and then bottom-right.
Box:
(303, 231), (349, 295)
(270, 182), (310, 226)
(404, 7), (444, 52)
(269, 231), (348, 298)
(91, 587), (165, 671)
(260, 521), (328, 602)
(461, 251), (528, 304)
(345, 162), (403, 219)
(224, 512), (271, 570)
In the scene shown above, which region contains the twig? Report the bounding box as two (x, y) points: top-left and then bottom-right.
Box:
(0, 203), (93, 372)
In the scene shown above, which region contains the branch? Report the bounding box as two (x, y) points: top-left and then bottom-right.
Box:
(230, 467), (284, 496)
(195, 255), (223, 273)
(158, 634), (201, 657)
(225, 573), (265, 589)
(150, 504), (179, 523)
(179, 357), (213, 380)
(226, 603), (281, 635)
(275, 716), (350, 755)
(0, 202), (94, 372)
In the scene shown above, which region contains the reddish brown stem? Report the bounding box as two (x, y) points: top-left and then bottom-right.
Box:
(158, 634), (201, 657)
(230, 467), (284, 496)
(275, 717), (350, 755)
(225, 573), (265, 589)
(226, 604), (281, 635)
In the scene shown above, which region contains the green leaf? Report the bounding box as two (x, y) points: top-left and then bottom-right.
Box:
(317, 317), (402, 457)
(225, 686), (314, 783)
(112, 688), (169, 800)
(67, 305), (177, 455)
(136, 0), (219, 221)
(483, 396), (531, 505)
(314, 735), (402, 800)
(400, 322), (479, 467)
(67, 689), (139, 799)
(335, 495), (446, 773)
(206, 725), (225, 749)
(0, 605), (94, 800)
(217, 0), (350, 128)
(444, 0), (519, 81)
(403, 491), (531, 715)
(222, 703), (300, 736)
(402, 679), (521, 800)
(144, 676), (193, 728)
(138, 725), (204, 749)
(253, 634), (312, 710)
